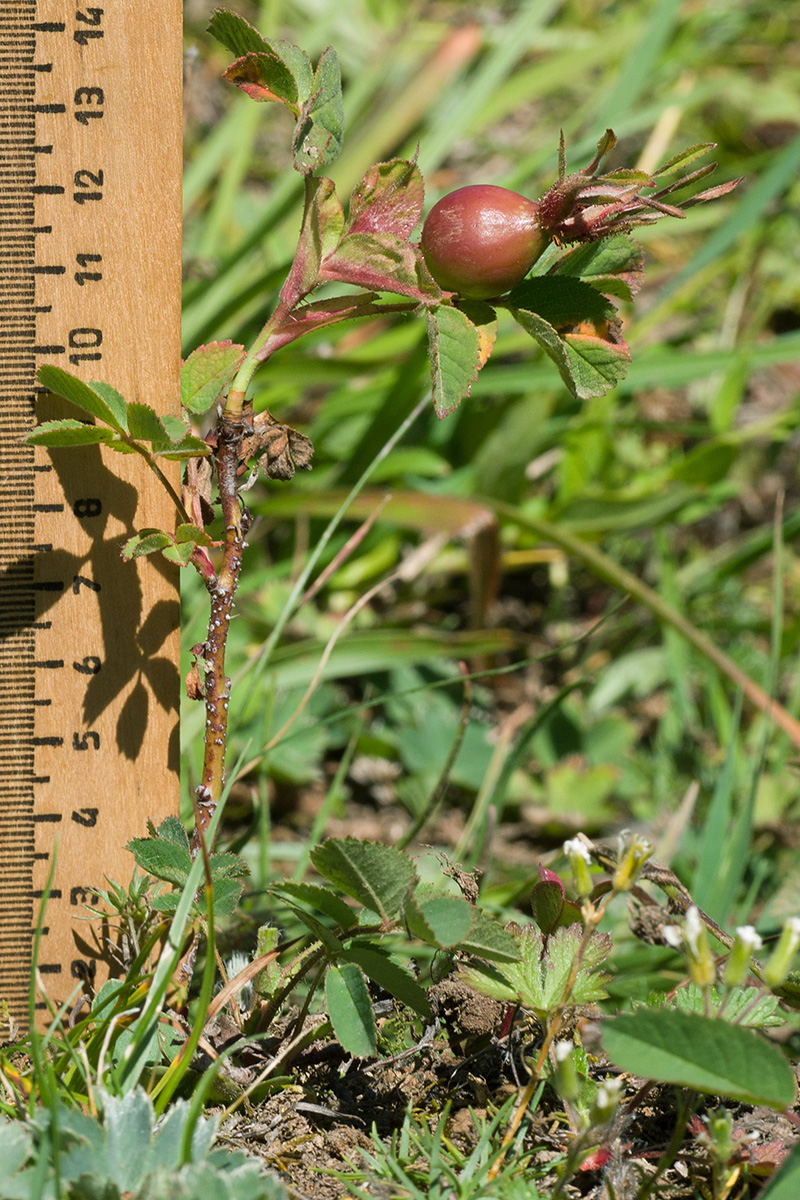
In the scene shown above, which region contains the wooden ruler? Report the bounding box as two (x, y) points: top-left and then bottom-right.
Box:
(0, 0), (182, 1028)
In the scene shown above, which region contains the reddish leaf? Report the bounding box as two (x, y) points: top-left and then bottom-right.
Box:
(320, 231), (441, 303)
(223, 51), (299, 110)
(347, 157), (425, 238)
(278, 177), (343, 305)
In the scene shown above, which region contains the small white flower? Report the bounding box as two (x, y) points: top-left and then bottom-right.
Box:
(663, 924), (683, 949)
(554, 1039), (574, 1062)
(765, 916), (800, 988)
(563, 837), (591, 864)
(734, 926), (762, 954)
(596, 1078), (623, 1107)
(590, 1077), (624, 1125)
(684, 906), (703, 955)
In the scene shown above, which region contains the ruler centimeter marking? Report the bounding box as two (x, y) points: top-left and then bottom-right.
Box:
(0, 0), (181, 1028)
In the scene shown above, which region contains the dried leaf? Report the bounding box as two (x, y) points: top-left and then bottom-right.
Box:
(241, 411), (314, 480)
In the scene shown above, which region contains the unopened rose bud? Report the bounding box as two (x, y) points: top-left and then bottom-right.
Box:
(764, 917), (800, 989)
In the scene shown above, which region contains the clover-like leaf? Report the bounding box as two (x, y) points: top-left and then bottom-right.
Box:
(403, 890), (519, 963)
(154, 815), (190, 849)
(204, 876), (246, 917)
(311, 837), (417, 923)
(461, 923), (611, 1019)
(127, 835), (192, 888)
(405, 891), (474, 947)
(208, 850), (249, 882)
(454, 907), (520, 963)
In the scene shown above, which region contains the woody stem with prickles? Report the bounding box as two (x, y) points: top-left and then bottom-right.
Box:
(191, 415), (249, 858)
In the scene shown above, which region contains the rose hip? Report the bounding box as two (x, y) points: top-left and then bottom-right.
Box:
(421, 184), (545, 299)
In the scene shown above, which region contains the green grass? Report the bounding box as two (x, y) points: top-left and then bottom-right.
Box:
(178, 0), (800, 1009)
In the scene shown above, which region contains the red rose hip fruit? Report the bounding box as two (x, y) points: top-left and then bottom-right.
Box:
(421, 184), (545, 299)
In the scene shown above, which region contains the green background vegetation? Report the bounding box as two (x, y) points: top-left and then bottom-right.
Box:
(180, 0), (800, 977)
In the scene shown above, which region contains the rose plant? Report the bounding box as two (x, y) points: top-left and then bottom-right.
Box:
(25, 9), (738, 1001)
